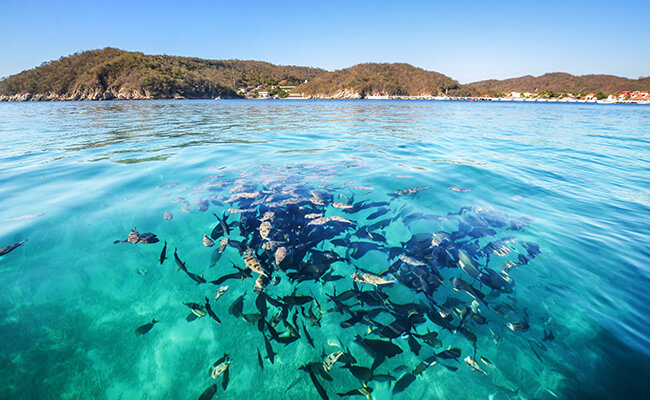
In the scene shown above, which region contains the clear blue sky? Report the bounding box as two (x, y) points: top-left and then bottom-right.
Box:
(1, 0), (648, 83)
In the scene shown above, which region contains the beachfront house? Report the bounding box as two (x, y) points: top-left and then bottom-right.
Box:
(258, 91), (269, 98)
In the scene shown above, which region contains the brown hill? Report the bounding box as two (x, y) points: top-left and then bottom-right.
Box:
(296, 63), (462, 98)
(467, 73), (650, 96)
(0, 48), (326, 101)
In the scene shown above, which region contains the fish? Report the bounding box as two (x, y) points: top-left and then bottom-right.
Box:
(184, 302), (207, 321)
(229, 294), (245, 318)
(210, 354), (231, 379)
(210, 213), (230, 239)
(257, 348), (264, 370)
(185, 270), (207, 284)
(244, 251), (267, 276)
(136, 268), (148, 276)
(322, 351), (343, 372)
(393, 373), (416, 394)
(275, 246), (287, 266)
(263, 335), (277, 364)
(282, 295), (314, 306)
(137, 232), (159, 244)
(332, 202), (353, 209)
(0, 239), (27, 256)
(211, 265), (253, 285)
(330, 215), (354, 224)
(354, 335), (403, 358)
(464, 356), (487, 374)
(303, 322), (314, 348)
(343, 365), (373, 381)
(307, 368), (329, 400)
(407, 334), (421, 355)
(163, 210), (173, 220)
(203, 234), (215, 247)
(390, 186), (429, 197)
(198, 384), (217, 400)
(337, 385), (373, 397)
(158, 241), (167, 265)
(254, 274), (270, 294)
(174, 248), (187, 272)
(204, 297), (221, 323)
(413, 355), (438, 376)
(134, 319), (158, 337)
(437, 348), (462, 360)
(366, 208), (389, 220)
(351, 272), (395, 286)
(507, 321), (530, 332)
(259, 221), (271, 239)
(449, 186), (470, 192)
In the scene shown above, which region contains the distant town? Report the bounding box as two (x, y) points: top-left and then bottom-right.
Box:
(245, 84), (650, 104)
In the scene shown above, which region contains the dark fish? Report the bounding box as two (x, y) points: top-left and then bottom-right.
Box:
(344, 365), (373, 381)
(354, 335), (403, 358)
(372, 374), (396, 382)
(255, 293), (268, 318)
(349, 242), (383, 259)
(341, 311), (367, 328)
(174, 248), (187, 272)
(135, 319), (158, 337)
(437, 348), (462, 360)
(257, 348), (264, 370)
(210, 213), (230, 239)
(413, 355), (438, 376)
(337, 385), (373, 397)
(393, 373), (416, 394)
(458, 327), (477, 344)
(407, 334), (421, 355)
(367, 208), (389, 220)
(137, 232), (159, 244)
(211, 265), (252, 284)
(222, 364), (230, 390)
(263, 335), (277, 364)
(229, 294), (245, 318)
(321, 270), (345, 282)
(198, 384), (217, 400)
(282, 295), (314, 306)
(450, 277), (486, 303)
(158, 241), (167, 265)
(185, 270), (206, 284)
(0, 239), (27, 256)
(275, 334), (300, 344)
(204, 297), (221, 323)
(307, 368), (329, 400)
(377, 318), (411, 339)
(303, 322), (314, 348)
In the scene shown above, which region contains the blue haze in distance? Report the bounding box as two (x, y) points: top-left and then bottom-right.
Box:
(0, 0), (648, 83)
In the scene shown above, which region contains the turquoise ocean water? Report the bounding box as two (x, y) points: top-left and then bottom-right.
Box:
(0, 100), (649, 399)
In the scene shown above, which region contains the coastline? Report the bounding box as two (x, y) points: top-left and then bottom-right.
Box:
(1, 95), (648, 104)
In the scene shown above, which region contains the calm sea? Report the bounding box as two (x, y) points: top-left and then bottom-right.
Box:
(0, 100), (648, 399)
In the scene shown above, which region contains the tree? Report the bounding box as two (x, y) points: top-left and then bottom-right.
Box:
(596, 91), (607, 100)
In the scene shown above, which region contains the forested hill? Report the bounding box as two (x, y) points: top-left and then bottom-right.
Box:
(0, 48), (326, 100)
(1, 49), (647, 101)
(467, 73), (650, 96)
(296, 63), (464, 98)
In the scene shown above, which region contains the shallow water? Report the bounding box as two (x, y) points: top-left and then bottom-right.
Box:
(0, 100), (649, 400)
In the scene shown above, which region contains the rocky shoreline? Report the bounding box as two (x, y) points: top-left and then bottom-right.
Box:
(0, 90), (237, 102)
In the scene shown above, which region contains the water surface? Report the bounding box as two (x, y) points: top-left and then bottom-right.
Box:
(1, 100), (649, 399)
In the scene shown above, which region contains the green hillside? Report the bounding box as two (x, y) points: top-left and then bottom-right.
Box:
(296, 63), (463, 98)
(0, 48), (326, 100)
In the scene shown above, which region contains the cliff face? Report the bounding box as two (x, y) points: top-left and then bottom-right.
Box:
(0, 48), (325, 101)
